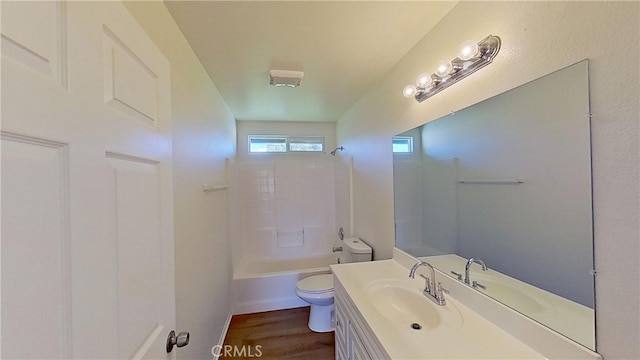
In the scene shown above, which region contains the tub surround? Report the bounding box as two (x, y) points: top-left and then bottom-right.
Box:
(330, 249), (602, 359)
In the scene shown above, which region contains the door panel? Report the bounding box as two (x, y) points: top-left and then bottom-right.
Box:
(1, 1), (174, 359)
(1, 133), (72, 359)
(0, 1), (67, 87)
(107, 153), (163, 359)
(103, 26), (160, 127)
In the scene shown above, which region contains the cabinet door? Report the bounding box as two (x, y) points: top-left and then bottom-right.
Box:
(335, 297), (349, 359)
(349, 322), (372, 360)
(336, 336), (348, 360)
(335, 298), (347, 341)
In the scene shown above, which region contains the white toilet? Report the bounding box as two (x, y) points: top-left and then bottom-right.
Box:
(295, 237), (372, 332)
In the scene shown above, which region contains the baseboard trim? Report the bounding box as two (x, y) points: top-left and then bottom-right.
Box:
(212, 312), (233, 360)
(233, 296), (308, 315)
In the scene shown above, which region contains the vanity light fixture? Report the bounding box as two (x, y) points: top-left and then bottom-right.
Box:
(403, 35), (501, 102)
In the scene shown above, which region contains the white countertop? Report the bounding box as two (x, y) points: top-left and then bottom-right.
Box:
(331, 259), (546, 359)
(422, 254), (595, 349)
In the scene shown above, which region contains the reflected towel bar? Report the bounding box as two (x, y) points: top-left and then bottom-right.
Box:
(202, 184), (231, 192)
(457, 179), (524, 184)
(277, 230), (304, 235)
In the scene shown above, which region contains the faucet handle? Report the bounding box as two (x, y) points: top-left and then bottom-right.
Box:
(450, 271), (463, 281)
(419, 274), (432, 293)
(472, 280), (486, 290)
(435, 283), (448, 305)
(437, 282), (449, 294)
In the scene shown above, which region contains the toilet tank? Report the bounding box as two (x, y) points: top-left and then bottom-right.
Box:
(342, 237), (372, 263)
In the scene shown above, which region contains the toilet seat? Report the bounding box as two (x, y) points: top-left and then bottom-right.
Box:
(296, 274), (334, 294)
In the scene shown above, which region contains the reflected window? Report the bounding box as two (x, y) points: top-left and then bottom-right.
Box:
(392, 136), (414, 153)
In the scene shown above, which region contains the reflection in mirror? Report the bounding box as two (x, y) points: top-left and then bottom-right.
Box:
(393, 60), (594, 349)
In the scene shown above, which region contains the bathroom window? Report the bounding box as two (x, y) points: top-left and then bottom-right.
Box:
(249, 136), (287, 153)
(392, 136), (413, 153)
(288, 137), (324, 152)
(249, 135), (325, 153)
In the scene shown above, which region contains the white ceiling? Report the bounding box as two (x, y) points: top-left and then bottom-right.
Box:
(165, 1), (457, 122)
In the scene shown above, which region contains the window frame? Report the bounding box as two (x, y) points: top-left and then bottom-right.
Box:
(248, 135), (288, 153)
(392, 136), (414, 154)
(248, 135), (326, 154)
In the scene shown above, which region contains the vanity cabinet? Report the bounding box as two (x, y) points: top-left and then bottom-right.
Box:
(334, 278), (389, 360)
(335, 293), (348, 360)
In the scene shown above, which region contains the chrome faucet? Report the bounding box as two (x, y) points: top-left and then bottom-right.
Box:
(464, 257), (488, 285)
(409, 261), (436, 290)
(409, 261), (447, 306)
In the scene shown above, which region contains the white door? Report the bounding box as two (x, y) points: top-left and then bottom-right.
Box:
(1, 2), (176, 359)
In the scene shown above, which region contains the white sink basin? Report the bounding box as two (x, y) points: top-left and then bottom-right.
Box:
(365, 279), (463, 332)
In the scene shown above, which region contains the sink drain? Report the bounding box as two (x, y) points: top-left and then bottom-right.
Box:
(410, 323), (422, 330)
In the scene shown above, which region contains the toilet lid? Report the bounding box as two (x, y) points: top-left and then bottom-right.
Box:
(296, 274), (334, 294)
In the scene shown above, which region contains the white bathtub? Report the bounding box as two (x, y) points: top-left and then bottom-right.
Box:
(232, 254), (338, 314)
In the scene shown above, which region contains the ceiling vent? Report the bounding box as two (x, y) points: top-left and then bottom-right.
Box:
(269, 69), (304, 88)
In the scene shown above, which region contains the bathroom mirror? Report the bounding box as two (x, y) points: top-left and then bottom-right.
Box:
(393, 60), (595, 349)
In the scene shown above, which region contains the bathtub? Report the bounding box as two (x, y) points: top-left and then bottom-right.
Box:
(232, 253), (338, 314)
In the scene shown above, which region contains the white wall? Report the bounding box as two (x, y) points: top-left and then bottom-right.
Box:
(123, 3), (236, 359)
(337, 2), (639, 359)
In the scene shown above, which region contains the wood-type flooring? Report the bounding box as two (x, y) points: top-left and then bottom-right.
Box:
(220, 307), (335, 360)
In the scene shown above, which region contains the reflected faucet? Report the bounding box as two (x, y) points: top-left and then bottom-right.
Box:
(409, 261), (447, 306)
(464, 257), (488, 285)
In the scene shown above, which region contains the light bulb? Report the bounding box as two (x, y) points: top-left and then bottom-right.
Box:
(416, 73), (432, 89)
(458, 40), (479, 61)
(403, 84), (417, 99)
(435, 61), (453, 77)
